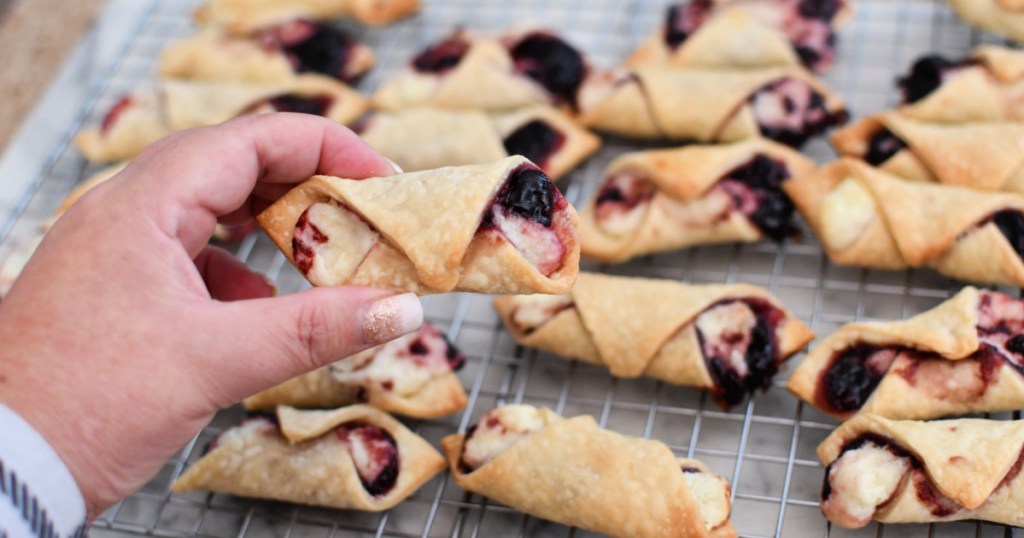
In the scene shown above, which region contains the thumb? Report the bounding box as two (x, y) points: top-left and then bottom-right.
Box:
(193, 287), (423, 407)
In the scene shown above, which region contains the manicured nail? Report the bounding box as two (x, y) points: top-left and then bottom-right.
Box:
(385, 158), (404, 175)
(362, 293), (422, 345)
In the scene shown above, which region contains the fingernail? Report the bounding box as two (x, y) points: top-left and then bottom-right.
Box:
(362, 293), (422, 345)
(385, 158), (404, 175)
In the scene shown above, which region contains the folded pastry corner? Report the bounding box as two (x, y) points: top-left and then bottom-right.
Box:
(580, 139), (815, 262)
(358, 105), (600, 180)
(784, 158), (1024, 285)
(788, 287), (1024, 421)
(257, 156), (580, 295)
(442, 404), (736, 538)
(172, 405), (445, 511)
(831, 113), (1024, 193)
(160, 20), (375, 84)
(196, 0), (419, 32)
(243, 322), (467, 418)
(75, 76), (368, 162)
(627, 0), (850, 72)
(896, 45), (1024, 123)
(818, 413), (1024, 528)
(494, 272), (813, 409)
(371, 28), (589, 112)
(578, 65), (847, 146)
(947, 0), (1024, 47)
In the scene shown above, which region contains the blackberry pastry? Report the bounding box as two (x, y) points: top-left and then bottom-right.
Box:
(897, 45), (1024, 123)
(243, 323), (468, 418)
(372, 29), (589, 112)
(628, 0), (850, 72)
(818, 413), (1024, 528)
(784, 159), (1024, 286)
(493, 273), (814, 409)
(196, 0), (419, 32)
(257, 156), (581, 295)
(442, 405), (736, 538)
(832, 113), (1024, 193)
(579, 139), (815, 262)
(577, 66), (847, 146)
(947, 0), (1024, 46)
(788, 287), (1024, 421)
(75, 76), (367, 163)
(160, 19), (375, 84)
(172, 405), (445, 510)
(358, 106), (600, 180)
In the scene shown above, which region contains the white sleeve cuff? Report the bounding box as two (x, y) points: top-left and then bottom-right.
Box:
(0, 404), (86, 538)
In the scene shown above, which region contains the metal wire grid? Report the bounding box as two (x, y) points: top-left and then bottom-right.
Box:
(0, 0), (1019, 536)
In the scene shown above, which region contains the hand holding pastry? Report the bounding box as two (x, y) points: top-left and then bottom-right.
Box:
(0, 114), (423, 517)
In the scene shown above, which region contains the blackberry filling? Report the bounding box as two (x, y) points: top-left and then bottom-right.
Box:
(442, 334), (466, 370)
(267, 94), (334, 116)
(898, 55), (976, 104)
(502, 120), (565, 168)
(101, 96), (133, 133)
(818, 345), (901, 413)
(1008, 334), (1024, 356)
(697, 298), (785, 407)
(412, 35), (470, 73)
(717, 155), (794, 241)
(798, 0), (842, 21)
(488, 167), (557, 227)
(336, 423), (399, 497)
(751, 78), (846, 147)
(292, 207), (329, 275)
(664, 0), (712, 49)
(280, 23), (357, 82)
(991, 210), (1024, 260)
(864, 128), (908, 166)
(509, 32), (586, 108)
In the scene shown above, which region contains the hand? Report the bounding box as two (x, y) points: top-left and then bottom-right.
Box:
(0, 113), (423, 517)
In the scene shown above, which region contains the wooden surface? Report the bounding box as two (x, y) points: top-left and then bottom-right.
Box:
(0, 0), (106, 152)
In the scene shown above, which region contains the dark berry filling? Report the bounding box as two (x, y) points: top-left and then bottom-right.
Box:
(402, 324), (466, 371)
(697, 298), (786, 407)
(898, 55), (977, 104)
(442, 334), (466, 370)
(798, 0), (842, 20)
(267, 93), (335, 116)
(913, 471), (961, 517)
(484, 166), (560, 228)
(335, 423), (399, 497)
(976, 291), (1024, 373)
(502, 120), (566, 169)
(292, 207), (329, 275)
(276, 21), (358, 82)
(818, 345), (901, 413)
(716, 155), (795, 241)
(1008, 334), (1024, 356)
(595, 172), (657, 213)
(990, 210), (1024, 261)
(663, 0), (712, 49)
(101, 96), (134, 133)
(509, 32), (586, 109)
(751, 78), (847, 147)
(412, 34), (470, 73)
(864, 128), (908, 166)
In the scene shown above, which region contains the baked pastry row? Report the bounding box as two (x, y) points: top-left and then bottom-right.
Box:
(196, 0), (419, 32)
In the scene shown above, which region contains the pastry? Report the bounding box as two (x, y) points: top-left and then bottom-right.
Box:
(75, 76), (368, 162)
(160, 20), (375, 84)
(577, 66), (847, 146)
(493, 273), (814, 408)
(818, 413), (1024, 528)
(783, 158), (1024, 286)
(788, 287), (1024, 421)
(579, 139), (815, 262)
(357, 106), (600, 180)
(196, 0), (419, 32)
(172, 405), (445, 511)
(442, 404), (736, 538)
(257, 156), (580, 295)
(832, 113), (1024, 193)
(243, 322), (467, 418)
(628, 0), (850, 72)
(372, 29), (589, 112)
(947, 0), (1024, 45)
(896, 45), (1024, 123)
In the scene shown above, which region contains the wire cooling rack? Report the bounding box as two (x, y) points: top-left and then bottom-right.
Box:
(0, 0), (1020, 536)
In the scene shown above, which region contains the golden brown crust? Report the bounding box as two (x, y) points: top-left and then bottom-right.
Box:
(948, 1), (1024, 45)
(442, 407), (734, 538)
(256, 156), (580, 295)
(578, 66), (845, 142)
(818, 414), (1024, 526)
(579, 139), (815, 262)
(493, 273), (813, 404)
(784, 159), (1024, 284)
(171, 405), (445, 511)
(196, 0), (419, 32)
